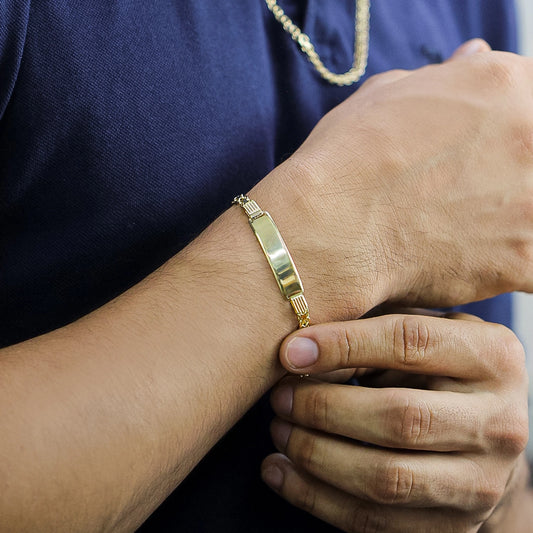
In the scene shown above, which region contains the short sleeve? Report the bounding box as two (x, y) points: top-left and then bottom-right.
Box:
(0, 0), (31, 120)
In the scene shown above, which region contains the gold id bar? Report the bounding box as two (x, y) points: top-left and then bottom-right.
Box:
(250, 212), (303, 299)
(232, 194), (310, 329)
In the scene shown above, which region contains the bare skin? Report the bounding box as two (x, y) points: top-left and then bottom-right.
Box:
(261, 40), (533, 532)
(287, 47), (533, 314)
(1, 39), (533, 531)
(264, 312), (532, 532)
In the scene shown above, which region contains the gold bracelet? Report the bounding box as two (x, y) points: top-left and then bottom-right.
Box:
(232, 194), (310, 329)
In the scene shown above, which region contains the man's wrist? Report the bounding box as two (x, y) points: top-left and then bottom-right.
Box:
(251, 158), (395, 322)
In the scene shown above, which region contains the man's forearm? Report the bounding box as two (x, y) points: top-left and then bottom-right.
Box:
(0, 167), (346, 532)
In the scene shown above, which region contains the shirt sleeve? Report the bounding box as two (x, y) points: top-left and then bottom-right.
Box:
(0, 0), (31, 120)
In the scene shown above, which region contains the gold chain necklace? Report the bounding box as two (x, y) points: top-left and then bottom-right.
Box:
(264, 0), (370, 86)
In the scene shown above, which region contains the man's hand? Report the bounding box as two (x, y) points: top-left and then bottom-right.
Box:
(261, 314), (530, 532)
(257, 45), (533, 320)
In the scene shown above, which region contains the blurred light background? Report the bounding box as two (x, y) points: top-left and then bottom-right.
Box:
(515, 0), (533, 456)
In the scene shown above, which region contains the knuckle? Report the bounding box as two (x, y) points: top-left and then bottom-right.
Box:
(393, 316), (431, 366)
(473, 475), (505, 512)
(291, 478), (318, 514)
(487, 60), (517, 88)
(476, 486), (502, 513)
(334, 326), (356, 369)
(371, 458), (415, 505)
(382, 390), (434, 447)
(474, 53), (521, 90)
(486, 411), (529, 456)
(487, 325), (526, 378)
(345, 507), (388, 533)
(459, 461), (503, 513)
(397, 395), (433, 447)
(303, 386), (331, 430)
(504, 418), (529, 455)
(292, 430), (321, 472)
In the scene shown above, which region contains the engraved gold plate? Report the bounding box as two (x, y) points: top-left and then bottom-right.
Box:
(250, 212), (303, 299)
(233, 194), (310, 328)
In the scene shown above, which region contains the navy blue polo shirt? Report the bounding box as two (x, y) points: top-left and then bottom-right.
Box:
(0, 1), (517, 531)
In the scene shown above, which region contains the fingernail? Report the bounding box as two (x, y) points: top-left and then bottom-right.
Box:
(454, 38), (489, 57)
(286, 337), (319, 369)
(270, 383), (293, 417)
(271, 419), (293, 452)
(262, 464), (284, 491)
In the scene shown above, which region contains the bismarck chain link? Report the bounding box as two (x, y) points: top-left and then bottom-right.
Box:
(232, 194), (249, 207)
(233, 194), (263, 220)
(290, 294), (310, 328)
(264, 0), (370, 86)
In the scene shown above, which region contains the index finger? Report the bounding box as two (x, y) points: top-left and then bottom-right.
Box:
(279, 314), (522, 380)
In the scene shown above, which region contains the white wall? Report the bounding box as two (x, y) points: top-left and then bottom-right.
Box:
(515, 0), (533, 456)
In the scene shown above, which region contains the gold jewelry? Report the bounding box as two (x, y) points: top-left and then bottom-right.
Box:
(233, 194), (310, 329)
(264, 0), (370, 86)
